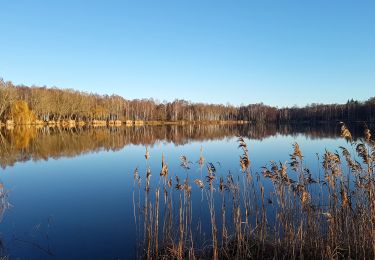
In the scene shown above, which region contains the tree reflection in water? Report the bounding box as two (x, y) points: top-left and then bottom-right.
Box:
(0, 122), (368, 168)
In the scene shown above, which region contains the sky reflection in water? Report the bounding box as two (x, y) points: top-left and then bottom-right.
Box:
(0, 124), (360, 259)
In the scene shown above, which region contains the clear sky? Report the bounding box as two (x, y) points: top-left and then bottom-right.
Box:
(0, 1), (374, 107)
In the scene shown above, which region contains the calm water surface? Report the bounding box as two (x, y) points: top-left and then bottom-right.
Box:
(0, 123), (366, 259)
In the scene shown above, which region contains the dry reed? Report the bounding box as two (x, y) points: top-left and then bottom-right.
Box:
(133, 123), (375, 259)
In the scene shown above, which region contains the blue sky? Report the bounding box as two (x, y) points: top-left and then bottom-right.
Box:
(0, 1), (374, 107)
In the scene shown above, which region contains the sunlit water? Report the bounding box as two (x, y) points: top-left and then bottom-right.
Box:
(0, 123), (366, 259)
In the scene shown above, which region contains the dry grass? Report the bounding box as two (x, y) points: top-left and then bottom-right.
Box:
(133, 123), (375, 259)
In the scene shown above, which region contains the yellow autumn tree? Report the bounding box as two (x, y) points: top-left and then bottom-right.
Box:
(9, 100), (36, 125)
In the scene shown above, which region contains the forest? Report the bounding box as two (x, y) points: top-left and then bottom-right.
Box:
(1, 78), (374, 124)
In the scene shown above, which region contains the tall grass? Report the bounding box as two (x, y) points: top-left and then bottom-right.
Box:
(133, 123), (375, 259)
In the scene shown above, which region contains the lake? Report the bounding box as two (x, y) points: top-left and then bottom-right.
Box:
(0, 123), (373, 259)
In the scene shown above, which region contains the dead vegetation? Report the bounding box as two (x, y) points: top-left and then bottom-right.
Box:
(133, 123), (375, 259)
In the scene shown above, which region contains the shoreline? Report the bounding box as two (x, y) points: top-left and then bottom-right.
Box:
(0, 119), (250, 128)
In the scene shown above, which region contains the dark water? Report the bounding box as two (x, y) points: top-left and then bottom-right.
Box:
(0, 123), (369, 259)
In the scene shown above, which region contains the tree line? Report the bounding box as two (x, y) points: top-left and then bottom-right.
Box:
(1, 78), (374, 123)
